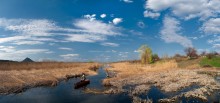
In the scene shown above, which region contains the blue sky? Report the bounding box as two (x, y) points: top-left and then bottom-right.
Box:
(0, 0), (220, 62)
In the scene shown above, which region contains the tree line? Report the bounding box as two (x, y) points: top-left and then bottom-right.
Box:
(138, 45), (219, 64)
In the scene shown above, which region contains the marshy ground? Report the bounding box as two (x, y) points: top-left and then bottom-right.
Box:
(0, 62), (100, 94)
(0, 58), (220, 103)
(103, 59), (220, 102)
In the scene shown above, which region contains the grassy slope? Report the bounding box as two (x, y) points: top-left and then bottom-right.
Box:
(177, 58), (201, 69)
(200, 56), (220, 68)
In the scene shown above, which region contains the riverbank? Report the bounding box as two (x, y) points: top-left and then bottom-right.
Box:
(0, 62), (100, 94)
(103, 60), (220, 102)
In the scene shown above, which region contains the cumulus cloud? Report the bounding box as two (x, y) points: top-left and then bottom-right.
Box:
(101, 42), (119, 47)
(66, 19), (121, 43)
(83, 14), (96, 21)
(145, 0), (220, 20)
(113, 18), (123, 25)
(74, 19), (120, 35)
(201, 18), (220, 34)
(160, 16), (193, 47)
(144, 11), (160, 18)
(100, 14), (106, 18)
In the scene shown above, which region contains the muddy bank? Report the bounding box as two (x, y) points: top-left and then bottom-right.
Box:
(0, 62), (100, 94)
(102, 61), (220, 102)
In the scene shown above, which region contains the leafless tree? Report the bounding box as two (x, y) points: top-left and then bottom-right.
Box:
(184, 47), (198, 59)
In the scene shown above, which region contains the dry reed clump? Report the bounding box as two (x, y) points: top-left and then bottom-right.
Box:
(132, 96), (152, 103)
(103, 60), (220, 101)
(0, 62), (97, 70)
(0, 62), (100, 94)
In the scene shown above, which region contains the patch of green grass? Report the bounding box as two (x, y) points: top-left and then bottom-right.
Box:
(200, 56), (220, 68)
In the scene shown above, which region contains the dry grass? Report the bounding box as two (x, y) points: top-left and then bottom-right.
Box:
(0, 62), (93, 70)
(0, 62), (100, 94)
(103, 60), (220, 101)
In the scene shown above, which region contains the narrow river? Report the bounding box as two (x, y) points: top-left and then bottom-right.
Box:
(0, 66), (219, 103)
(0, 66), (131, 103)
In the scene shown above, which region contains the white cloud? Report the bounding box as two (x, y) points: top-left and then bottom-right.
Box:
(145, 0), (220, 20)
(137, 21), (145, 28)
(0, 36), (29, 43)
(0, 46), (15, 53)
(134, 50), (139, 53)
(0, 18), (122, 45)
(58, 47), (73, 51)
(129, 30), (143, 35)
(66, 19), (121, 43)
(208, 36), (220, 44)
(122, 0), (133, 3)
(143, 11), (160, 18)
(0, 18), (63, 45)
(12, 41), (44, 45)
(83, 14), (96, 21)
(74, 19), (121, 35)
(202, 18), (220, 34)
(101, 42), (119, 47)
(100, 14), (107, 18)
(112, 18), (123, 25)
(66, 34), (106, 43)
(160, 16), (193, 47)
(60, 54), (79, 58)
(213, 44), (220, 48)
(0, 18), (57, 36)
(0, 47), (50, 60)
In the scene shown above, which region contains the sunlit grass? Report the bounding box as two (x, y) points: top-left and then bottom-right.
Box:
(200, 56), (220, 68)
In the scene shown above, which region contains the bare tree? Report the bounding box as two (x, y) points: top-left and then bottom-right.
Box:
(184, 47), (198, 59)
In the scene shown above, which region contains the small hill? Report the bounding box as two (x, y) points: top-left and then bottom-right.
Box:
(22, 57), (34, 62)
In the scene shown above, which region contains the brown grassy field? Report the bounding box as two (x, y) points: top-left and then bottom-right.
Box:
(103, 60), (220, 102)
(0, 62), (100, 94)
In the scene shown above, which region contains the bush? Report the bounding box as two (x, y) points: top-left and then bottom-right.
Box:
(152, 54), (160, 62)
(138, 45), (153, 64)
(184, 47), (198, 59)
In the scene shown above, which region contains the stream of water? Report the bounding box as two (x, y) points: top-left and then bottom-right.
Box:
(0, 66), (220, 103)
(0, 67), (131, 103)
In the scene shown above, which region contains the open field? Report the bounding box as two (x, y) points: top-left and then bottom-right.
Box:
(0, 62), (100, 94)
(200, 56), (220, 68)
(103, 60), (220, 102)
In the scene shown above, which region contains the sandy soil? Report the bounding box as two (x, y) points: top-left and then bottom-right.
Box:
(0, 62), (100, 94)
(102, 60), (220, 102)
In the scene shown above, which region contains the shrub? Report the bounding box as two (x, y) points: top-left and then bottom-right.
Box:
(138, 45), (153, 64)
(152, 54), (160, 62)
(184, 47), (198, 59)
